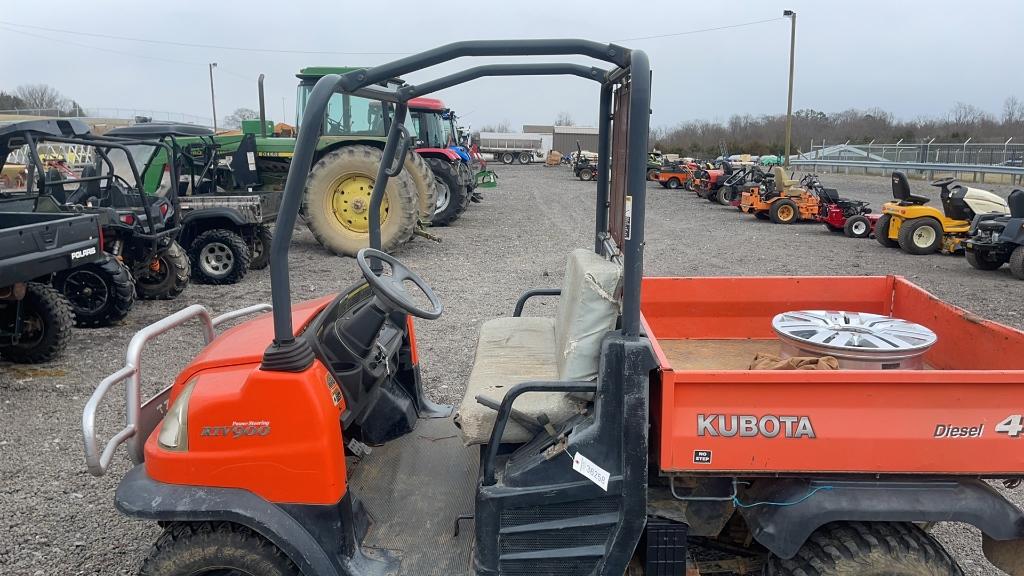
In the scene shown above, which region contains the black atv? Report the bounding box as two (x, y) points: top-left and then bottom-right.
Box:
(964, 189), (1024, 278)
(106, 124), (281, 285)
(0, 120), (189, 325)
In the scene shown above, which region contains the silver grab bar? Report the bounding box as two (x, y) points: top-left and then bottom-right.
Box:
(82, 303), (272, 476)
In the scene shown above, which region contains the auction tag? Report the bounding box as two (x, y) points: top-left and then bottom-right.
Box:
(247, 151), (257, 171)
(572, 452), (610, 491)
(623, 195), (633, 240)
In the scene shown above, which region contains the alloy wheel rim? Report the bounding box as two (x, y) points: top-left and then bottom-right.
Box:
(63, 269), (110, 313)
(200, 242), (234, 277)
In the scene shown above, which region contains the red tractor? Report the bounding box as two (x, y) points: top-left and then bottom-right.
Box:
(82, 40), (1024, 576)
(407, 97), (476, 226)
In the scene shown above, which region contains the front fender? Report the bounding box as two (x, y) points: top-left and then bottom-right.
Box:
(738, 478), (1024, 560)
(415, 147), (460, 162)
(115, 465), (395, 576)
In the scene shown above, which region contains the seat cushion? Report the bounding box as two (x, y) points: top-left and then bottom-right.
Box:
(554, 249), (622, 381)
(454, 316), (586, 445)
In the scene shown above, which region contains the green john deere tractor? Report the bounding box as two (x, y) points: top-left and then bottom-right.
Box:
(140, 67), (438, 258)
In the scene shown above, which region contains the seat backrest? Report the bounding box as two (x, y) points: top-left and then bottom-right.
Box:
(772, 166), (797, 188)
(553, 249), (622, 381)
(1008, 189), (1024, 218)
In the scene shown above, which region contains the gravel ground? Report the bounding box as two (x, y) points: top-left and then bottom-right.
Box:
(0, 165), (1021, 575)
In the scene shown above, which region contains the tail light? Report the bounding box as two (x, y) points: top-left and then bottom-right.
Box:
(119, 213), (136, 226)
(159, 202), (169, 217)
(97, 225), (104, 252)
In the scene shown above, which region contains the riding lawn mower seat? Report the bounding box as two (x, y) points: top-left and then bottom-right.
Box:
(891, 171), (930, 205)
(454, 249), (622, 445)
(772, 166), (799, 189)
(1010, 189), (1024, 218)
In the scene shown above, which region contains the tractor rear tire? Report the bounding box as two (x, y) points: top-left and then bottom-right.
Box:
(190, 229), (251, 285)
(0, 282), (72, 364)
(426, 157), (466, 227)
(248, 225), (272, 270)
(898, 218), (943, 255)
(53, 255), (135, 327)
(139, 522), (301, 576)
(667, 178), (681, 189)
(770, 199), (799, 224)
(965, 248), (1003, 271)
(136, 242), (190, 300)
(764, 521), (962, 576)
(303, 145), (418, 256)
(844, 215), (871, 238)
(875, 214), (900, 248)
(1009, 246), (1024, 280)
(406, 153), (438, 224)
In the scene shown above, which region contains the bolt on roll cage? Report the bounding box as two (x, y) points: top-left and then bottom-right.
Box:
(264, 39), (651, 370)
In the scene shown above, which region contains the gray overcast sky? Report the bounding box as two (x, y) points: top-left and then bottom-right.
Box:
(3, 0), (1022, 131)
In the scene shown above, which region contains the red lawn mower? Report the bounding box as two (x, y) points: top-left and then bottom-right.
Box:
(805, 174), (879, 238)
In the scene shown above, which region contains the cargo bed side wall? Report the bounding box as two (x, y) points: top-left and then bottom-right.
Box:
(892, 277), (1024, 370)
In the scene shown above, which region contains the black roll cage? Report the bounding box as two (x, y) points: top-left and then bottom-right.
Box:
(2, 126), (180, 235)
(264, 39), (651, 370)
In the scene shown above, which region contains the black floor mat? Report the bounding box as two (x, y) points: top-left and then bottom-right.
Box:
(347, 418), (478, 575)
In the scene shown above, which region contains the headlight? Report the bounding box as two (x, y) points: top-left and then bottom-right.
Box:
(157, 377), (198, 451)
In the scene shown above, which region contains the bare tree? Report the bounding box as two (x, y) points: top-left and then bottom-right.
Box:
(948, 102), (989, 128)
(223, 107), (260, 129)
(13, 84), (70, 112)
(479, 120), (511, 133)
(554, 111), (574, 126)
(1003, 96), (1024, 125)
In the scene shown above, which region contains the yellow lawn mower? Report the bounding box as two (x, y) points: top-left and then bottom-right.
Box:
(876, 171), (1009, 255)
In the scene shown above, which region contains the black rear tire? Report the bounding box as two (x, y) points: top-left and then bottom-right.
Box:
(53, 255), (135, 327)
(875, 214), (900, 248)
(248, 225), (272, 270)
(898, 218), (943, 255)
(965, 248), (1003, 271)
(1009, 245), (1024, 280)
(136, 241), (191, 300)
(770, 199), (799, 224)
(517, 152), (531, 164)
(764, 521), (962, 576)
(0, 282), (72, 363)
(844, 215), (871, 238)
(426, 158), (466, 226)
(667, 178), (680, 189)
(139, 522), (300, 576)
(501, 152), (515, 165)
(579, 167), (594, 181)
(189, 229), (251, 285)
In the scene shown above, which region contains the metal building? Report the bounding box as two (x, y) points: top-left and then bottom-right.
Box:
(553, 126), (600, 156)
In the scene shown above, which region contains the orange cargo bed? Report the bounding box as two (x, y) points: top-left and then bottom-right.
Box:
(641, 276), (1024, 476)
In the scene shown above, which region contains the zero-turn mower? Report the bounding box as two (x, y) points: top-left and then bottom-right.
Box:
(82, 39), (1024, 576)
(964, 188), (1024, 278)
(739, 166), (820, 224)
(877, 171), (1010, 255)
(711, 163), (770, 206)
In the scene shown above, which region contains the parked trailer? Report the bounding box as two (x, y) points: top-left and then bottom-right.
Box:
(478, 132), (545, 164)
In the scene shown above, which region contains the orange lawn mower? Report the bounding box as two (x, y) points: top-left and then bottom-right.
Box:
(740, 166), (821, 224)
(656, 160), (699, 190)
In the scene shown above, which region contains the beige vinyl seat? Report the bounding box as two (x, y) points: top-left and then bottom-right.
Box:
(772, 166), (804, 196)
(454, 249), (622, 445)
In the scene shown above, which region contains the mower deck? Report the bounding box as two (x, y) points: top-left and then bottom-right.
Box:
(347, 418), (477, 575)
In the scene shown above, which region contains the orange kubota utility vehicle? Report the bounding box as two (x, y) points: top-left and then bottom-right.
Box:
(83, 40), (1024, 576)
(740, 166), (821, 224)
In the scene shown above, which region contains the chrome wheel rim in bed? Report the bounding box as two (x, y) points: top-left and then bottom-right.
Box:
(771, 310), (938, 369)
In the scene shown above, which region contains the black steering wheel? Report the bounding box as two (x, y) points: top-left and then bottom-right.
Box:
(356, 248), (443, 320)
(931, 177), (955, 188)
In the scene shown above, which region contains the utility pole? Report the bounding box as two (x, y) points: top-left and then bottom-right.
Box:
(783, 10), (797, 167)
(282, 97), (287, 126)
(208, 62), (218, 131)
